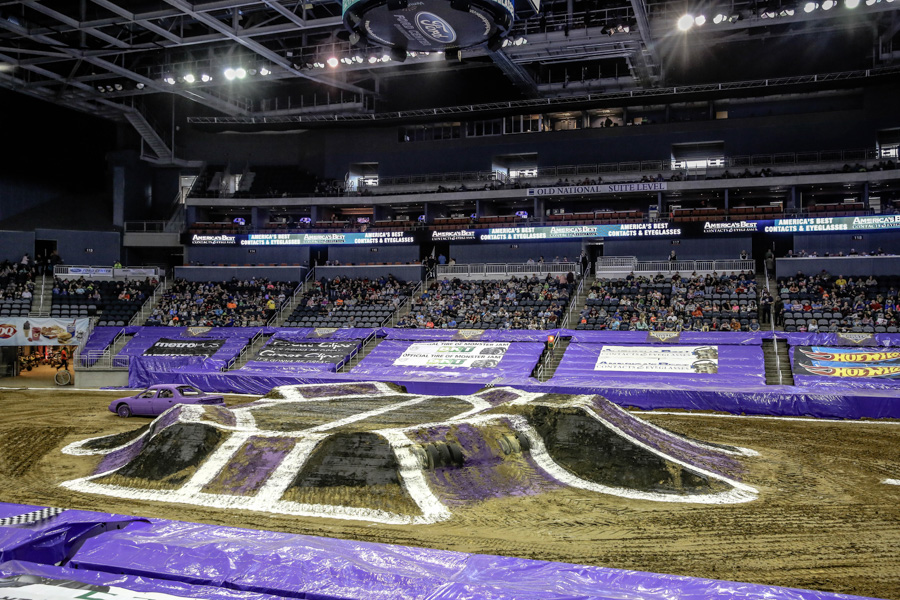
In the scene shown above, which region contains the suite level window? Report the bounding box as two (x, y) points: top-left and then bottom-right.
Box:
(504, 115), (542, 134)
(399, 123), (461, 142)
(466, 119), (503, 137)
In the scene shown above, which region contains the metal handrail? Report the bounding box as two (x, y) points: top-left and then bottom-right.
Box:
(764, 259), (783, 386)
(596, 258), (755, 273)
(226, 330), (263, 370)
(436, 262), (580, 278)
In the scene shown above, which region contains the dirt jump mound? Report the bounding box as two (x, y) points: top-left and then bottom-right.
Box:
(61, 382), (758, 524)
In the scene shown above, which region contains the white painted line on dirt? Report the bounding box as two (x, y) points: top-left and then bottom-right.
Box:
(180, 432), (253, 495)
(377, 428), (452, 523)
(305, 396), (429, 433)
(882, 479), (900, 486)
(637, 411), (900, 425)
(254, 435), (326, 503)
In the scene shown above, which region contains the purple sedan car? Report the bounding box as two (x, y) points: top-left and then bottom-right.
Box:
(109, 384), (225, 418)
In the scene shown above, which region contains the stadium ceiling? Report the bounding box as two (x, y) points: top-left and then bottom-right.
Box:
(0, 0), (897, 124)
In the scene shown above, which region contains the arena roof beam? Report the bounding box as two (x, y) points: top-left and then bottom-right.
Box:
(161, 0), (370, 96)
(88, 0), (184, 44)
(19, 0), (131, 49)
(627, 0), (659, 85)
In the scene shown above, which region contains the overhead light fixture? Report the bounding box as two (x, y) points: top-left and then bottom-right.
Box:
(821, 0), (835, 8)
(677, 13), (694, 30)
(105, 85), (114, 92)
(327, 56), (339, 68)
(259, 66), (271, 75)
(694, 14), (706, 25)
(164, 76), (176, 85)
(381, 53), (391, 62)
(353, 55), (363, 63)
(114, 83), (123, 91)
(97, 85), (105, 92)
(248, 68), (258, 75)
(368, 54), (378, 63)
(803, 1), (817, 10)
(865, 0), (876, 4)
(183, 73), (195, 83)
(224, 67), (236, 80)
(235, 67), (247, 78)
(200, 73), (211, 82)
(136, 82), (145, 89)
(845, 0), (860, 6)
(713, 12), (726, 22)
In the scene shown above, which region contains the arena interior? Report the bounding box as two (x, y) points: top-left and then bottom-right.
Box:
(1, 0), (900, 598)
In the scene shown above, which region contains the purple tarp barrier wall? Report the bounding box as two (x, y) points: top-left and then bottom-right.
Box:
(549, 343), (766, 389)
(350, 340), (545, 386)
(78, 326), (124, 366)
(783, 333), (900, 347)
(385, 329), (559, 342)
(0, 504), (867, 600)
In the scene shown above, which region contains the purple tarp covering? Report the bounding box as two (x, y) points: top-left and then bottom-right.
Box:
(565, 330), (764, 345)
(79, 326), (125, 366)
(385, 329), (558, 342)
(783, 333), (900, 347)
(550, 343), (766, 389)
(350, 340), (544, 385)
(0, 503), (870, 600)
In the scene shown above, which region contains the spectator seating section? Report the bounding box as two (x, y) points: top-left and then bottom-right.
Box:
(0, 297), (30, 317)
(146, 279), (296, 327)
(776, 273), (900, 333)
(52, 278), (156, 325)
(577, 273), (760, 332)
(284, 275), (415, 328)
(397, 275), (575, 330)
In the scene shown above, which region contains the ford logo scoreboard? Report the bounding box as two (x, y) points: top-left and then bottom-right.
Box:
(343, 0), (525, 53)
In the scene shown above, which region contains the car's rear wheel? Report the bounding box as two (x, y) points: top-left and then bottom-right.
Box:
(116, 403), (132, 418)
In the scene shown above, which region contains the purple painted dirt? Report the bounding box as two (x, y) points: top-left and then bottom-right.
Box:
(201, 436), (295, 495)
(587, 396), (744, 479)
(477, 389), (521, 405)
(96, 406), (184, 473)
(417, 422), (561, 505)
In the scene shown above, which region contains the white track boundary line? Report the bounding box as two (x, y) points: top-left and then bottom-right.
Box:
(883, 479), (900, 486)
(637, 411), (900, 425)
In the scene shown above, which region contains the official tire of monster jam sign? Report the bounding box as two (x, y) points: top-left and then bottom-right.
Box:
(342, 0), (513, 53)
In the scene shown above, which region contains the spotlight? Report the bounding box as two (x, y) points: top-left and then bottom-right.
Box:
(353, 55), (363, 63)
(200, 73), (211, 82)
(381, 53), (391, 62)
(97, 85), (105, 92)
(694, 14), (706, 25)
(259, 66), (271, 75)
(822, 0), (835, 7)
(106, 85), (114, 92)
(677, 13), (694, 30)
(224, 67), (236, 80)
(164, 76), (176, 85)
(408, 51), (418, 58)
(779, 7), (795, 14)
(235, 67), (247, 78)
(713, 12), (726, 22)
(845, 0), (859, 6)
(803, 1), (817, 11)
(184, 73), (195, 83)
(514, 35), (527, 44)
(114, 83), (123, 91)
(368, 54), (378, 63)
(136, 82), (145, 89)
(327, 56), (339, 68)
(865, 0), (876, 4)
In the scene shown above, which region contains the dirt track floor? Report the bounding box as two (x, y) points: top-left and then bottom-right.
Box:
(1, 388), (899, 599)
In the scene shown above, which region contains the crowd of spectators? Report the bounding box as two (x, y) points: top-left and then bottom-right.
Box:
(146, 278), (295, 327)
(0, 259), (38, 301)
(786, 248), (895, 258)
(285, 275), (416, 327)
(577, 271), (762, 332)
(52, 276), (157, 323)
(774, 272), (900, 333)
(396, 274), (576, 329)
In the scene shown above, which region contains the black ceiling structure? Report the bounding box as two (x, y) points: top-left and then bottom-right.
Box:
(0, 0), (897, 144)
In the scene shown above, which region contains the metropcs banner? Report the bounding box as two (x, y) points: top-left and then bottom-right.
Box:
(393, 341), (509, 368)
(794, 346), (900, 379)
(142, 338), (225, 357)
(0, 318), (89, 346)
(593, 345), (719, 374)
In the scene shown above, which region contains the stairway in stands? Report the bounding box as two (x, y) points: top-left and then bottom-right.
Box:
(763, 338), (794, 385)
(129, 278), (171, 325)
(536, 336), (570, 381)
(228, 334), (271, 371)
(564, 272), (595, 328)
(29, 275), (52, 317)
(337, 336), (382, 373)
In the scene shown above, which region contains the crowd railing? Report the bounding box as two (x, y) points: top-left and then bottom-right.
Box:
(436, 262), (581, 278)
(54, 265), (162, 278)
(595, 258), (755, 274)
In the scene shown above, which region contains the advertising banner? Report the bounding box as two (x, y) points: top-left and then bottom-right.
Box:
(254, 340), (359, 364)
(393, 341), (510, 368)
(142, 338), (225, 357)
(593, 345), (720, 374)
(527, 182), (667, 196)
(0, 318), (90, 346)
(794, 346), (900, 379)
